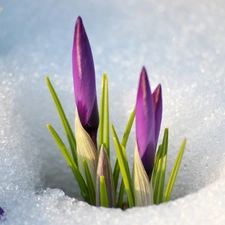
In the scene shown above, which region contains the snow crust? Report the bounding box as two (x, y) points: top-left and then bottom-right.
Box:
(1, 0), (225, 224)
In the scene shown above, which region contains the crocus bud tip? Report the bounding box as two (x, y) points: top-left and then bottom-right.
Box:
(76, 16), (82, 25)
(141, 66), (147, 76)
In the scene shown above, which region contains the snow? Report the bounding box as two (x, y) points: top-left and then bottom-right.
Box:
(1, 0), (225, 224)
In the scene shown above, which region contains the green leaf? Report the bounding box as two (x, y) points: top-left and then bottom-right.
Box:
(121, 108), (135, 147)
(83, 158), (96, 205)
(164, 138), (187, 202)
(100, 176), (109, 207)
(113, 108), (135, 192)
(46, 124), (89, 202)
(113, 160), (120, 193)
(111, 125), (135, 207)
(152, 144), (162, 189)
(153, 128), (169, 204)
(117, 180), (125, 208)
(98, 74), (110, 157)
(46, 77), (77, 165)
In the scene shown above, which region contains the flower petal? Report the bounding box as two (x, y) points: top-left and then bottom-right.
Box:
(72, 16), (99, 129)
(152, 84), (162, 145)
(83, 97), (99, 147)
(136, 67), (155, 177)
(136, 67), (155, 157)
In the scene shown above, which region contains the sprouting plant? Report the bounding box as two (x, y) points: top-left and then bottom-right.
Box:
(46, 16), (186, 208)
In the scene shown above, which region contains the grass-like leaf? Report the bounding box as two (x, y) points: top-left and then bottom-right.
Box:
(111, 125), (135, 207)
(100, 176), (109, 207)
(113, 108), (135, 193)
(151, 144), (162, 189)
(153, 128), (169, 204)
(121, 108), (135, 147)
(46, 124), (89, 202)
(98, 74), (110, 157)
(117, 180), (125, 208)
(113, 160), (120, 194)
(164, 138), (187, 202)
(46, 77), (77, 165)
(83, 158), (96, 205)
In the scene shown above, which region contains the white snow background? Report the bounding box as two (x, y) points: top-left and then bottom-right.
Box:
(1, 0), (225, 224)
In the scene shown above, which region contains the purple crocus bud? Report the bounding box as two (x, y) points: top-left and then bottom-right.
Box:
(136, 67), (162, 179)
(72, 16), (99, 146)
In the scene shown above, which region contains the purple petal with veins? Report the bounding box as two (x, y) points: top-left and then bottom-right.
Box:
(152, 84), (162, 145)
(72, 16), (99, 145)
(136, 67), (155, 178)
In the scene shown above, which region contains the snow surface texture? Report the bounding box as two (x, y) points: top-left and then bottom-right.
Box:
(1, 0), (225, 224)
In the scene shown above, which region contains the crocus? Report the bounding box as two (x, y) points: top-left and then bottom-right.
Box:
(135, 67), (162, 179)
(73, 16), (99, 186)
(72, 16), (99, 147)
